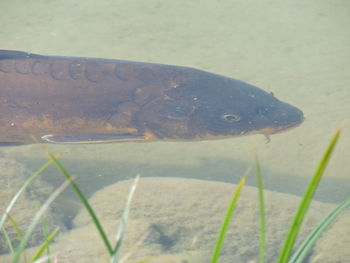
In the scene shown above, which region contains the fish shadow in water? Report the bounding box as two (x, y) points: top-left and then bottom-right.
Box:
(20, 156), (349, 204)
(12, 156), (349, 229)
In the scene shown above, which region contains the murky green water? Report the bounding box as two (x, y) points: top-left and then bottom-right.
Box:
(1, 0), (349, 262)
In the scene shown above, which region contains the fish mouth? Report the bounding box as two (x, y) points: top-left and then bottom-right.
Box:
(262, 116), (305, 136)
(262, 102), (305, 135)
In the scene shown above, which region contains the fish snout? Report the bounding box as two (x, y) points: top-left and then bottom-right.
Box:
(270, 103), (304, 133)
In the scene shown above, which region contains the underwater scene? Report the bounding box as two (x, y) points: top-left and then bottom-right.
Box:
(0, 0), (349, 262)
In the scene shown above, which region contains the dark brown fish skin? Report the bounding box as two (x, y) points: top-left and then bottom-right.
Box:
(0, 50), (304, 145)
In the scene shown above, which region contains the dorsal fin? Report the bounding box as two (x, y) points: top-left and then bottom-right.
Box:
(0, 50), (45, 60)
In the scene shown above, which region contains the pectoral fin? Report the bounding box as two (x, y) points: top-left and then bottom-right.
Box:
(41, 133), (153, 144)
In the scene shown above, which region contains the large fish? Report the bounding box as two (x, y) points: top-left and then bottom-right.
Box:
(0, 50), (303, 145)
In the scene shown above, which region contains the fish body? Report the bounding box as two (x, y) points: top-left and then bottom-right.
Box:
(0, 50), (303, 145)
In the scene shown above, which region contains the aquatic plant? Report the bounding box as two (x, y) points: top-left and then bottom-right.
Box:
(0, 158), (61, 263)
(211, 126), (349, 263)
(48, 152), (139, 263)
(0, 154), (139, 263)
(0, 126), (348, 262)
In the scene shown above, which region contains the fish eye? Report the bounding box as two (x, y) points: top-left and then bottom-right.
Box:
(221, 113), (241, 123)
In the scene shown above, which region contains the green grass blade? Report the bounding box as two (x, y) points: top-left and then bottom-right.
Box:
(289, 197), (350, 263)
(210, 176), (246, 263)
(6, 214), (28, 263)
(0, 159), (55, 233)
(6, 214), (23, 242)
(12, 180), (70, 263)
(38, 215), (52, 263)
(134, 257), (157, 263)
(277, 128), (341, 263)
(31, 227), (60, 262)
(2, 227), (14, 255)
(255, 155), (266, 263)
(47, 152), (114, 255)
(111, 175), (140, 263)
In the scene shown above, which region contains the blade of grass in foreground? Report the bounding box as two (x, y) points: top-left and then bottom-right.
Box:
(210, 175), (246, 263)
(2, 227), (14, 255)
(31, 226), (60, 262)
(37, 214), (53, 263)
(47, 152), (114, 255)
(6, 214), (23, 243)
(6, 214), (28, 262)
(12, 180), (70, 263)
(288, 197), (350, 263)
(255, 155), (266, 263)
(0, 159), (55, 233)
(277, 128), (341, 263)
(111, 175), (140, 263)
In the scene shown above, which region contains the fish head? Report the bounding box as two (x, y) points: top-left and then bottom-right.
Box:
(141, 70), (304, 140)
